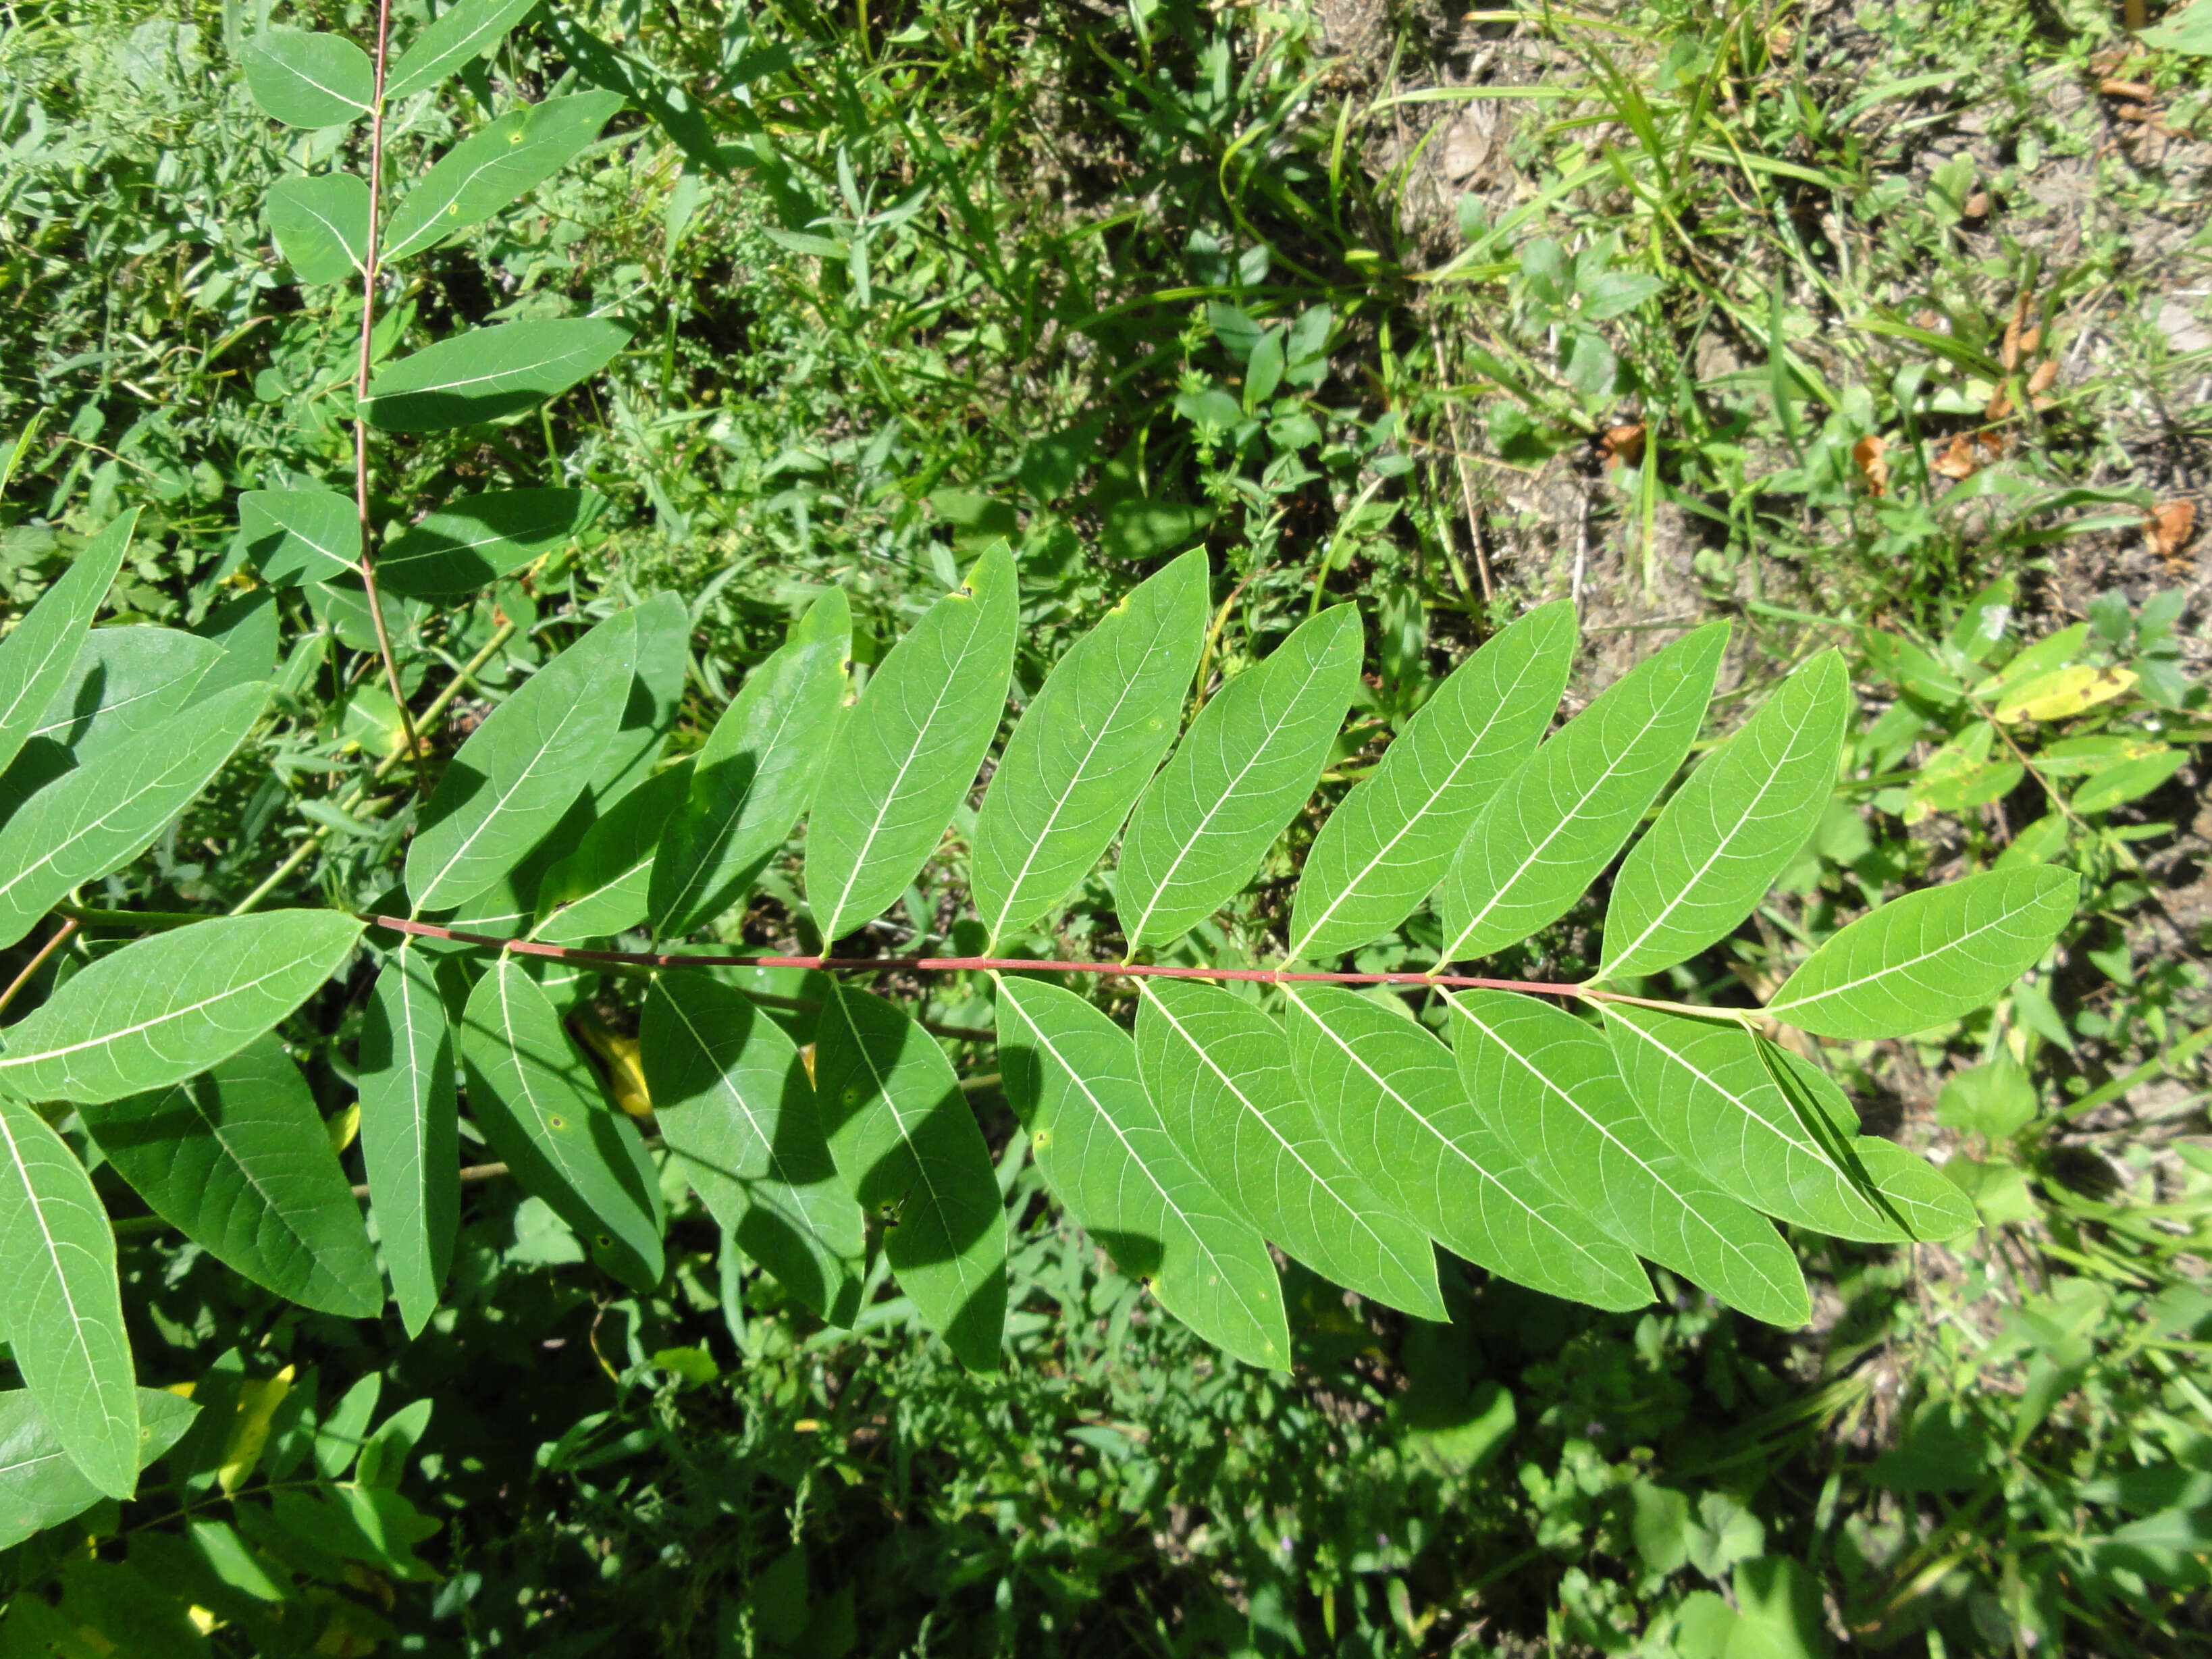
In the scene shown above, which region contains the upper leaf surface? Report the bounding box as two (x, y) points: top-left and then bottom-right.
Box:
(382, 92), (626, 263)
(0, 912), (363, 1105)
(1603, 652), (1849, 980)
(1447, 989), (1810, 1326)
(639, 972), (864, 1325)
(535, 758), (693, 944)
(362, 319), (630, 432)
(1280, 984), (1650, 1310)
(242, 28), (373, 127)
(651, 589), (847, 938)
(358, 942), (459, 1338)
(814, 983), (1007, 1368)
(1136, 979), (1444, 1320)
(405, 606), (635, 914)
(1766, 867), (2079, 1038)
(0, 1388), (194, 1550)
(32, 625), (224, 761)
(995, 974), (1290, 1368)
(1290, 600), (1574, 962)
(82, 1034), (383, 1317)
(378, 489), (604, 600)
(1118, 604), (1361, 950)
(0, 511), (135, 783)
(806, 545), (1016, 943)
(1436, 621), (1727, 966)
(386, 0), (544, 101)
(263, 174), (370, 285)
(0, 1095), (137, 1498)
(972, 550), (1207, 948)
(240, 488), (358, 585)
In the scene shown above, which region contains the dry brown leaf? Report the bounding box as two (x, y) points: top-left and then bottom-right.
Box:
(2099, 78), (2157, 99)
(2146, 500), (2196, 562)
(1985, 382), (2014, 422)
(1853, 434), (1891, 496)
(2000, 290), (2037, 369)
(1964, 190), (1991, 218)
(2026, 360), (2059, 407)
(1932, 431), (2005, 481)
(1600, 422), (1646, 471)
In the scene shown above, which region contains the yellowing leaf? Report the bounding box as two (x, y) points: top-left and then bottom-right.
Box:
(218, 1365), (295, 1496)
(1993, 664), (2136, 723)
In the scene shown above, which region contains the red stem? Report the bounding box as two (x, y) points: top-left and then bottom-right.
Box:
(367, 914), (1588, 998)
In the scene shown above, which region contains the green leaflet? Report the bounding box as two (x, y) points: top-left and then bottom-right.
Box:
(651, 589), (848, 938)
(1134, 979), (1445, 1321)
(457, 959), (664, 1293)
(807, 544), (1016, 943)
(813, 983), (1007, 1369)
(241, 28), (373, 127)
(82, 1034), (382, 1318)
(1851, 1138), (1978, 1242)
(0, 1388), (196, 1550)
(535, 759), (693, 944)
(1436, 621), (1728, 967)
(1603, 652), (1849, 980)
(593, 590), (689, 810)
(1117, 604), (1361, 950)
(358, 942), (459, 1338)
(263, 173), (369, 284)
(0, 912), (364, 1105)
(382, 92), (627, 263)
(639, 973), (864, 1325)
(1766, 867), (2080, 1038)
(386, 0), (545, 101)
(1280, 984), (1651, 1311)
(0, 1095), (136, 1498)
(377, 488), (605, 599)
(240, 488), (358, 585)
(405, 605), (637, 914)
(0, 510), (135, 783)
(1446, 989), (1810, 1327)
(971, 550), (1208, 948)
(0, 682), (268, 950)
(1288, 600), (1574, 963)
(32, 626), (224, 760)
(362, 318), (631, 433)
(994, 974), (1290, 1369)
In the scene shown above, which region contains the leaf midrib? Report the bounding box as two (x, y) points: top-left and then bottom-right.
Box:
(0, 1105), (122, 1449)
(1769, 888), (2047, 1017)
(414, 687), (609, 905)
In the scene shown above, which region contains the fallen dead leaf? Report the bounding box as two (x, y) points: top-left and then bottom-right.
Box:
(1964, 190), (1991, 218)
(2027, 360), (2059, 407)
(1853, 434), (1891, 496)
(1600, 422), (1646, 471)
(1932, 431), (2005, 481)
(2099, 78), (2157, 99)
(2146, 500), (2196, 563)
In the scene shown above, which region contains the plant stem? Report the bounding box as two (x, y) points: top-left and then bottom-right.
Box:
(0, 918), (75, 1018)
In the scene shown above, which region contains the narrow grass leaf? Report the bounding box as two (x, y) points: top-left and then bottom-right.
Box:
(652, 589), (847, 937)
(1437, 621), (1727, 966)
(363, 318), (629, 432)
(1603, 652), (1849, 979)
(972, 549), (1207, 948)
(1281, 985), (1650, 1310)
(814, 983), (1006, 1368)
(1119, 604), (1362, 949)
(382, 92), (626, 262)
(458, 959), (663, 1292)
(995, 974), (1290, 1368)
(0, 683), (267, 949)
(263, 174), (369, 284)
(1767, 867), (2080, 1038)
(807, 545), (1015, 942)
(386, 0), (545, 101)
(1447, 989), (1808, 1326)
(0, 1095), (136, 1498)
(640, 973), (864, 1325)
(358, 942), (458, 1337)
(0, 912), (363, 1105)
(242, 28), (373, 127)
(535, 759), (692, 944)
(32, 626), (224, 760)
(378, 489), (604, 598)
(0, 510), (136, 781)
(1136, 979), (1444, 1320)
(80, 1034), (382, 1318)
(0, 1388), (195, 1550)
(240, 488), (358, 585)
(1290, 600), (1574, 962)
(406, 606), (635, 913)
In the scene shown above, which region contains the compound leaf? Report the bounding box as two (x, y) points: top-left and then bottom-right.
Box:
(995, 974), (1290, 1369)
(0, 511), (136, 783)
(358, 941), (459, 1337)
(807, 544), (1016, 943)
(1766, 867), (2080, 1038)
(1290, 600), (1574, 962)
(0, 1095), (136, 1498)
(263, 173), (369, 284)
(814, 983), (1006, 1368)
(1281, 984), (1650, 1310)
(81, 1034), (381, 1318)
(0, 1388), (196, 1550)
(382, 92), (626, 263)
(1448, 989), (1808, 1326)
(1603, 652), (1849, 980)
(1118, 604), (1361, 949)
(378, 488), (604, 599)
(639, 972), (864, 1325)
(362, 318), (629, 433)
(242, 28), (373, 128)
(32, 626), (224, 761)
(1136, 979), (1444, 1320)
(971, 549), (1207, 947)
(386, 0), (544, 101)
(0, 912), (363, 1105)
(1437, 621), (1727, 966)
(651, 589), (847, 938)
(240, 488), (357, 585)
(457, 958), (663, 1292)
(406, 606), (635, 914)
(534, 759), (692, 944)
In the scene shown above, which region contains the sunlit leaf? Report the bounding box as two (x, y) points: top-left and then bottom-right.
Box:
(382, 92), (626, 263)
(240, 488), (358, 585)
(359, 941), (459, 1338)
(263, 173), (369, 284)
(241, 28), (373, 128)
(0, 1388), (195, 1550)
(31, 626), (224, 761)
(0, 510), (136, 783)
(362, 318), (630, 432)
(377, 488), (604, 599)
(535, 759), (692, 944)
(385, 0), (545, 101)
